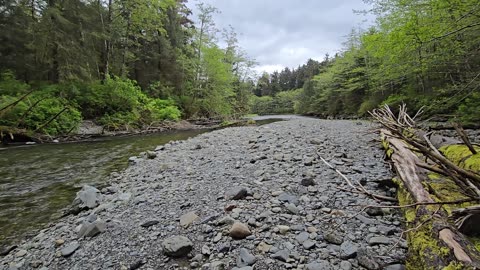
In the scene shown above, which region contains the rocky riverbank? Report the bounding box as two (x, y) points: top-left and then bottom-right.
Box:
(0, 119), (407, 270)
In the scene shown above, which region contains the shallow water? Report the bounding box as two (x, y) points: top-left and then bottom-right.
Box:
(0, 129), (207, 246)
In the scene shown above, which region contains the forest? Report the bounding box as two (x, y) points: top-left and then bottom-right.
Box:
(251, 0), (480, 125)
(0, 0), (255, 137)
(1, 0), (479, 138)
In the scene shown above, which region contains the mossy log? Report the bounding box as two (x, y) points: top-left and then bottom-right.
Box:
(382, 129), (480, 269)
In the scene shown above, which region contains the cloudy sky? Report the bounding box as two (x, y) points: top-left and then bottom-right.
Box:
(186, 0), (375, 74)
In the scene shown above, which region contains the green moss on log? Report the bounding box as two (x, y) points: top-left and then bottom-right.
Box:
(439, 144), (480, 172)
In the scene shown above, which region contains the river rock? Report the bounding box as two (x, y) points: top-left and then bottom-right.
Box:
(306, 260), (332, 270)
(357, 247), (379, 270)
(229, 222), (251, 239)
(61, 241), (80, 257)
(78, 219), (106, 238)
(325, 232), (343, 245)
(180, 211), (199, 228)
(162, 236), (193, 257)
(73, 185), (102, 209)
(236, 248), (256, 267)
(301, 178), (316, 186)
(369, 236), (392, 246)
(271, 249), (289, 262)
(340, 241), (358, 259)
(146, 151), (157, 159)
(225, 187), (248, 200)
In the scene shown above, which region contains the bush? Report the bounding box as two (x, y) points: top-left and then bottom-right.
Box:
(146, 98), (181, 121)
(0, 95), (82, 135)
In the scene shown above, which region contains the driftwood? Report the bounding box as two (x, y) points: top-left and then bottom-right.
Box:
(372, 105), (480, 269)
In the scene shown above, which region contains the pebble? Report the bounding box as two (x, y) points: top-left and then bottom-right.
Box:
(229, 222), (251, 239)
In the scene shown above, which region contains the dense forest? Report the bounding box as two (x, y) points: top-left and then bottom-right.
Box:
(251, 0), (480, 124)
(0, 0), (255, 137)
(1, 0), (479, 139)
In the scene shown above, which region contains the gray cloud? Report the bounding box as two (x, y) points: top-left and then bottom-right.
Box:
(187, 0), (374, 73)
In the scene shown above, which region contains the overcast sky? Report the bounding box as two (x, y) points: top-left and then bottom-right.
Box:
(186, 0), (375, 75)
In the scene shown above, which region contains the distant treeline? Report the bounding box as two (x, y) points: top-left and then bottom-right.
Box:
(251, 0), (480, 124)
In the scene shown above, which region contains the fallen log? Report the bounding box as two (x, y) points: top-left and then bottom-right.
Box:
(382, 129), (480, 268)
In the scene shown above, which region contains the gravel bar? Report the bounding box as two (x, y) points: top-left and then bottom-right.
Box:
(1, 119), (407, 270)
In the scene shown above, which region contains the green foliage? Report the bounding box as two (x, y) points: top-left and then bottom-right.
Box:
(147, 99), (182, 121)
(0, 94), (82, 135)
(250, 89), (301, 115)
(457, 93), (480, 125)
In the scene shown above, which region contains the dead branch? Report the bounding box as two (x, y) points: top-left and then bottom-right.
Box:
(317, 152), (397, 202)
(453, 122), (477, 155)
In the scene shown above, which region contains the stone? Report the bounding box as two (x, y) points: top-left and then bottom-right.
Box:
(356, 214), (376, 225)
(304, 157), (315, 166)
(368, 236), (392, 245)
(357, 248), (379, 270)
(366, 207), (383, 216)
(217, 216), (236, 226)
(229, 222), (251, 239)
(201, 245), (211, 255)
(340, 261), (352, 270)
(301, 178), (316, 186)
(180, 211), (199, 228)
(237, 248), (256, 267)
(15, 249), (27, 257)
(325, 232), (343, 245)
(295, 232), (310, 243)
(271, 249), (289, 262)
(277, 225), (290, 235)
(146, 151), (157, 159)
(303, 240), (316, 250)
(285, 203), (300, 215)
(210, 261), (226, 270)
(162, 236), (193, 257)
(78, 219), (106, 238)
(257, 242), (272, 253)
(340, 241), (358, 259)
(73, 185), (102, 209)
(225, 187), (248, 200)
(306, 260), (332, 270)
(61, 242), (80, 257)
(141, 220), (160, 228)
(377, 225), (397, 236)
(55, 239), (65, 246)
(278, 193), (299, 205)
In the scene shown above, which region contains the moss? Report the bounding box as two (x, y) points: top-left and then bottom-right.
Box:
(427, 173), (473, 214)
(439, 144), (480, 172)
(393, 177), (457, 269)
(382, 139), (394, 158)
(469, 236), (480, 253)
(442, 262), (466, 270)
